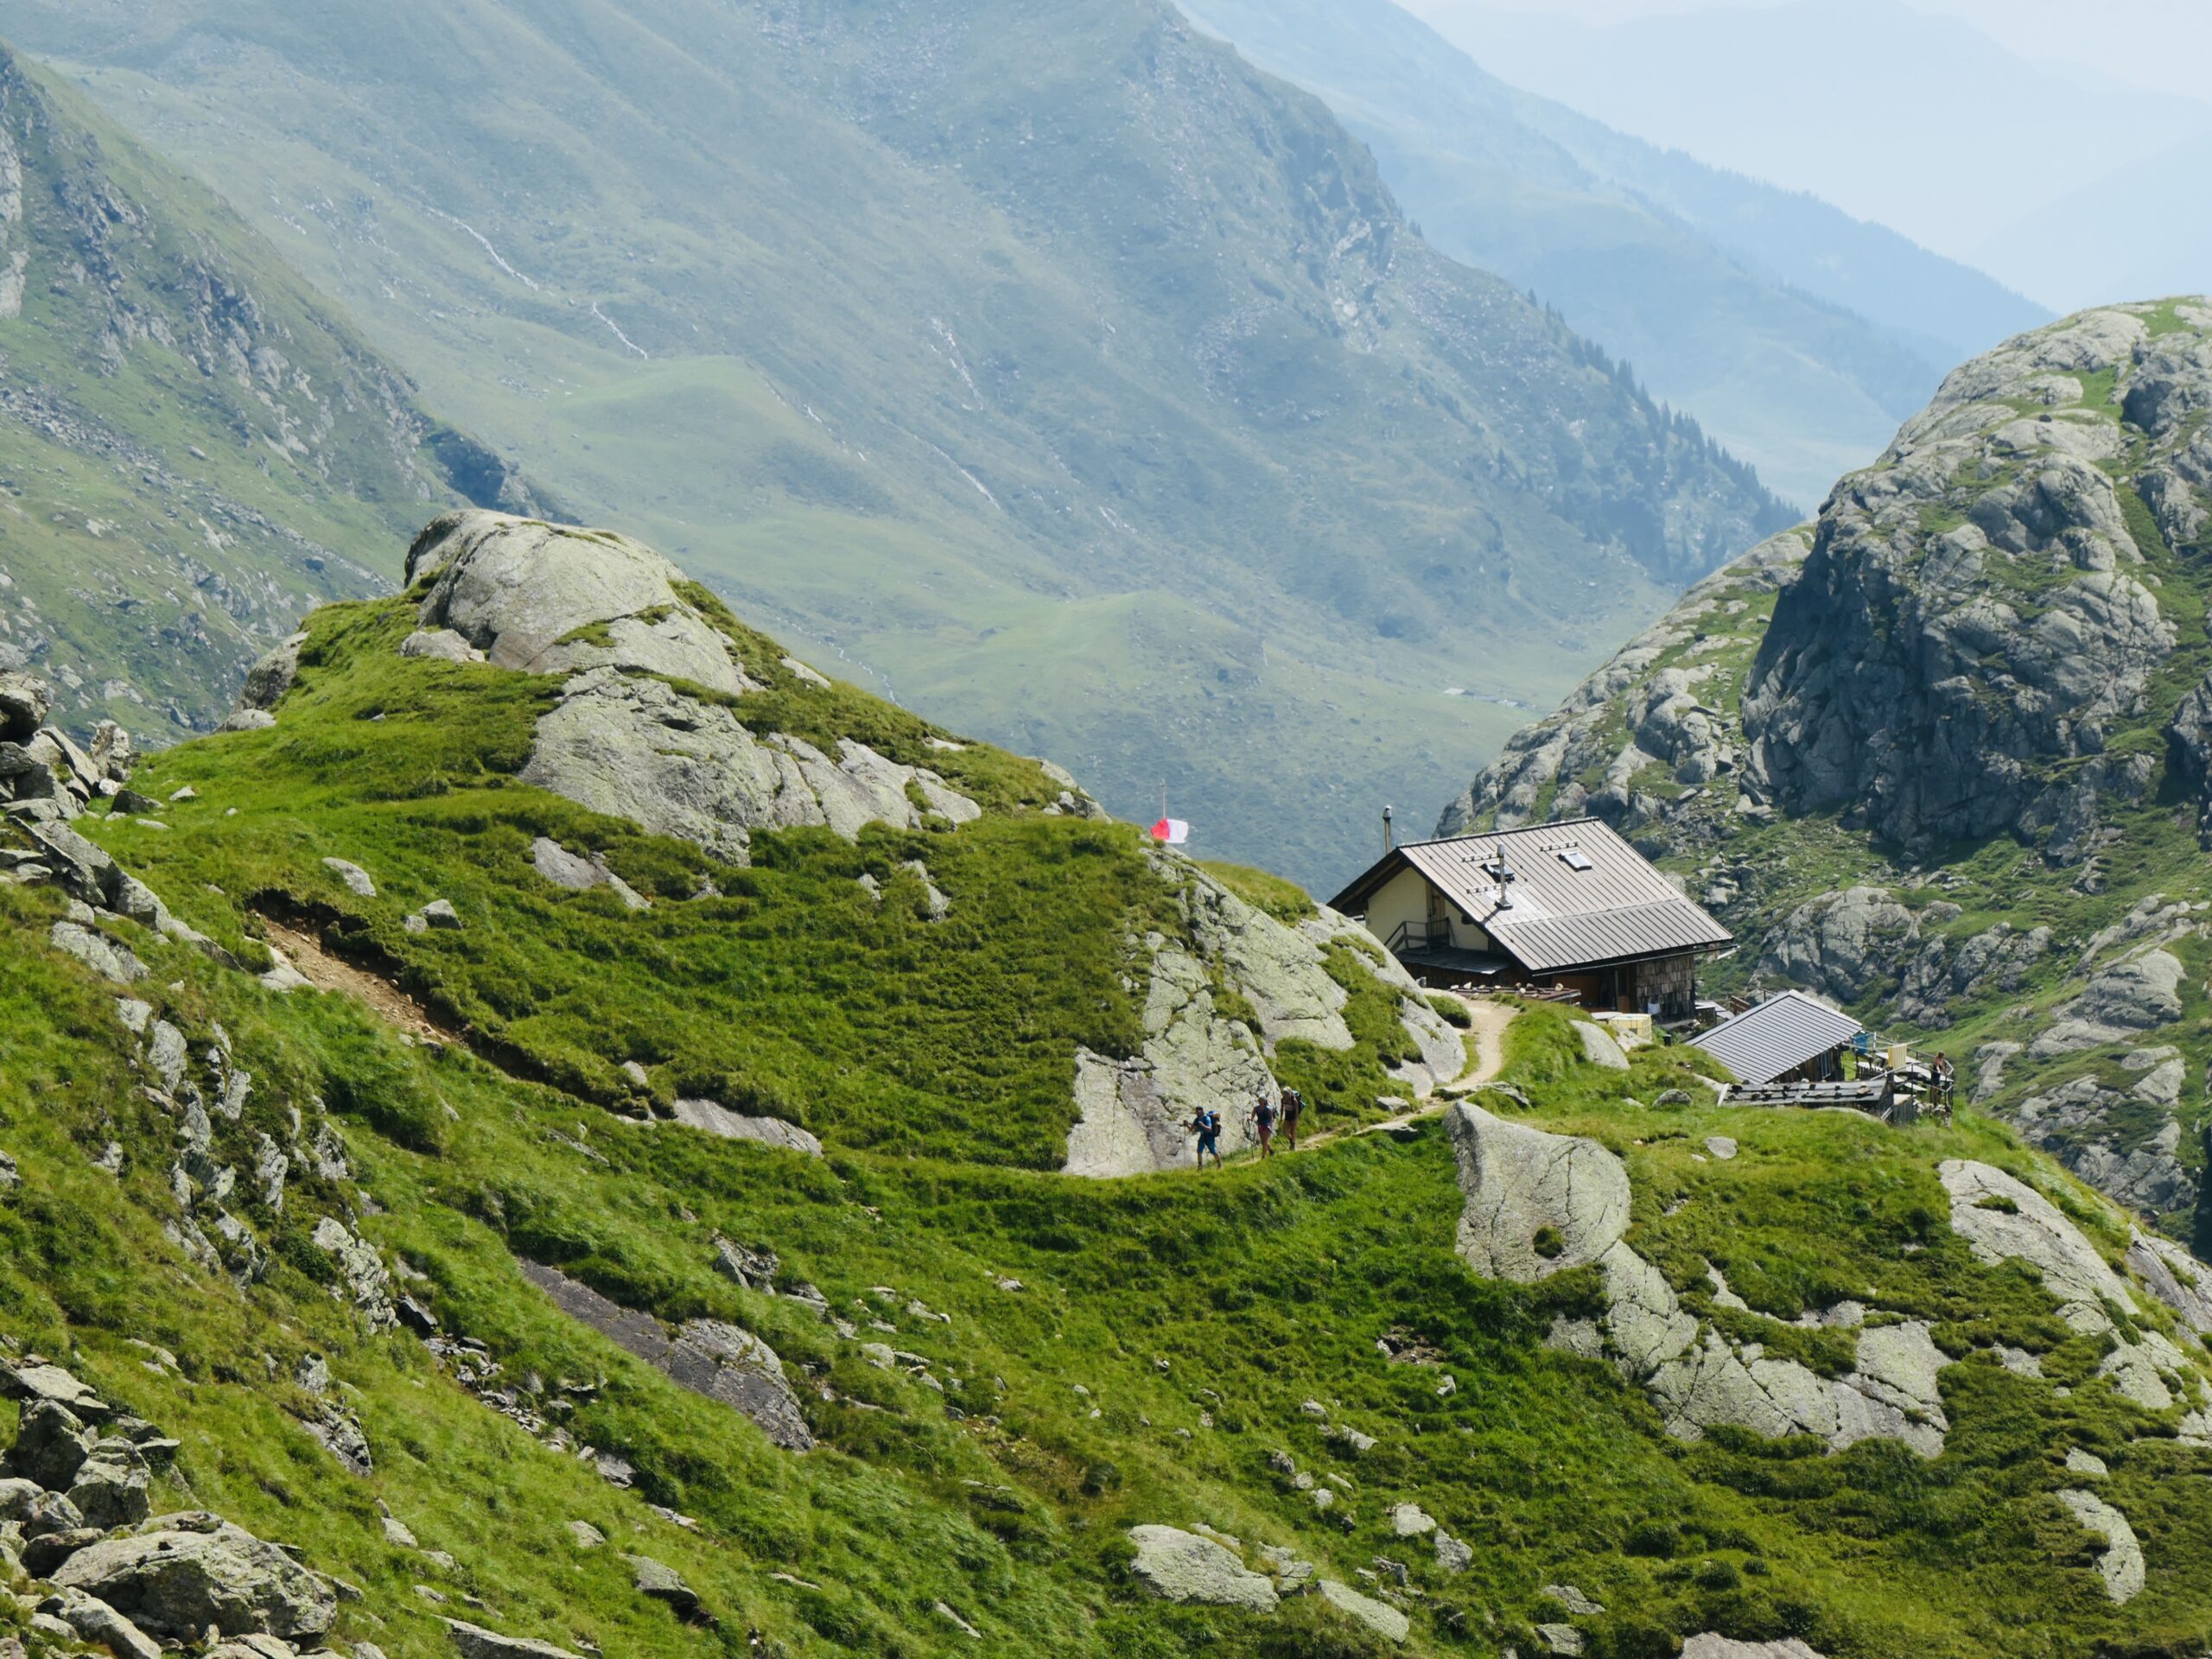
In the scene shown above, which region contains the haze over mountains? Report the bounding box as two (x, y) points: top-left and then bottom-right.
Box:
(0, 0), (1789, 887)
(1411, 0), (2212, 315)
(1185, 0), (2050, 510)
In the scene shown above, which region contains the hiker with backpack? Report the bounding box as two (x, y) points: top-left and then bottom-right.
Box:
(1280, 1085), (1304, 1151)
(1190, 1104), (1224, 1170)
(1254, 1086), (1277, 1159)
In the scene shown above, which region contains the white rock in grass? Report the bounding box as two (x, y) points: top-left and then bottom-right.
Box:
(2057, 1489), (2145, 1603)
(321, 859), (376, 899)
(1126, 1526), (1278, 1611)
(1573, 1021), (1630, 1070)
(1319, 1579), (1409, 1643)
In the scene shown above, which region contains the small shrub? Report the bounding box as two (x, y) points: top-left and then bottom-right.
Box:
(1694, 1559), (1742, 1592)
(1079, 1460), (1122, 1497)
(1625, 1520), (1681, 1558)
(1533, 1224), (1567, 1260)
(1428, 993), (1473, 1029)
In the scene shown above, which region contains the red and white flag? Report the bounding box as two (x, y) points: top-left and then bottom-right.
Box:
(1149, 817), (1190, 845)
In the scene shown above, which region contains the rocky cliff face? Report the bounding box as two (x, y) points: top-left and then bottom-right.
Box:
(1440, 301), (2212, 1248)
(0, 45), (544, 743)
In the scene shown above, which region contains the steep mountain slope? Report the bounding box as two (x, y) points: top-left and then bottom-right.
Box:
(3, 512), (2211, 1658)
(1181, 0), (2048, 509)
(0, 0), (1787, 886)
(1441, 299), (2212, 1249)
(0, 44), (542, 741)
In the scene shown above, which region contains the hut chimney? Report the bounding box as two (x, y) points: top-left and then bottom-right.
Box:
(1382, 804), (1395, 854)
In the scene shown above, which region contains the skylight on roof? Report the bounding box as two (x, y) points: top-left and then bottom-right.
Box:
(1557, 848), (1594, 872)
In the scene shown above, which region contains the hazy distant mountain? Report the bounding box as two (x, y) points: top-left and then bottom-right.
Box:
(1974, 129), (2212, 314)
(0, 0), (1787, 888)
(1183, 0), (2047, 508)
(1412, 0), (2212, 309)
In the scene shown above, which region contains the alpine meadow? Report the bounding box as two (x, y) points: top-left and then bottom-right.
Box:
(1, 6), (2209, 1659)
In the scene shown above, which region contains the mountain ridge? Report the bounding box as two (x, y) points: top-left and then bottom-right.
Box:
(0, 0), (1788, 885)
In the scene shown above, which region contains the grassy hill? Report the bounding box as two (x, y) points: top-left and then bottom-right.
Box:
(0, 44), (543, 741)
(0, 0), (1790, 887)
(1, 512), (2209, 1658)
(1442, 298), (2212, 1253)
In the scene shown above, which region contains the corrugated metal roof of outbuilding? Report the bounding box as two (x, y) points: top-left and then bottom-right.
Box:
(1691, 990), (1865, 1085)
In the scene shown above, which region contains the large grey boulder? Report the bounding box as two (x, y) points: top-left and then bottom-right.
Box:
(444, 1618), (586, 1659)
(529, 837), (648, 910)
(1183, 873), (1352, 1052)
(1939, 1161), (2131, 1325)
(626, 1554), (706, 1622)
(1682, 1640), (1827, 1659)
(54, 1515), (338, 1639)
(1124, 1525), (1277, 1611)
(519, 1263), (813, 1452)
(1572, 1021), (1629, 1071)
(1446, 1105), (1629, 1281)
(236, 633), (308, 715)
(1317, 1578), (1408, 1643)
(407, 512), (754, 696)
(0, 1360), (111, 1417)
(67, 1441), (152, 1529)
(0, 671), (52, 742)
(398, 629), (486, 665)
(40, 1586), (163, 1659)
(520, 668), (976, 865)
(7, 1398), (97, 1490)
(48, 921), (147, 985)
(2030, 950), (2186, 1057)
(1759, 887), (1916, 1003)
(1063, 939), (1274, 1177)
(668, 1099), (822, 1159)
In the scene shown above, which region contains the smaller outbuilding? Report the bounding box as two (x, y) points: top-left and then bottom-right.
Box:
(1692, 990), (1864, 1087)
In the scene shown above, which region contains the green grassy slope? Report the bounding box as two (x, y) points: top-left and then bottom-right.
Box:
(0, 46), (540, 740)
(7, 887), (2212, 1658)
(3, 519), (2209, 1657)
(0, 0), (1790, 886)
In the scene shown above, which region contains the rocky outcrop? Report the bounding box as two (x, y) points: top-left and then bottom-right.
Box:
(1744, 308), (2194, 853)
(1446, 1105), (1629, 1281)
(523, 668), (978, 866)
(54, 1516), (337, 1640)
(1439, 530), (1810, 838)
(1940, 1160), (2198, 1412)
(1758, 887), (1917, 1004)
(445, 1619), (587, 1659)
(2056, 1489), (2145, 1604)
(518, 1262), (812, 1451)
(1317, 1578), (1408, 1643)
(1064, 868), (1462, 1178)
(408, 512), (758, 696)
(1452, 1110), (1958, 1453)
(2029, 948), (2185, 1056)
